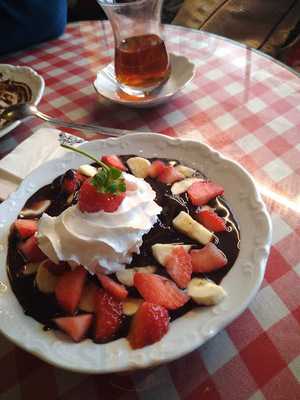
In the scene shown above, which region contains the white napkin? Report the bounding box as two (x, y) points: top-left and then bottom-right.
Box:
(0, 127), (84, 200)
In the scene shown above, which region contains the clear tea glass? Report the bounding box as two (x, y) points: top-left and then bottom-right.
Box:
(96, 0), (170, 96)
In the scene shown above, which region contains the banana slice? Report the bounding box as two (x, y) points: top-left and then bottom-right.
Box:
(171, 178), (203, 195)
(78, 164), (98, 177)
(66, 193), (74, 206)
(22, 262), (40, 276)
(20, 199), (51, 218)
(175, 165), (195, 177)
(116, 269), (135, 287)
(187, 278), (227, 305)
(173, 211), (213, 245)
(116, 266), (156, 287)
(35, 260), (59, 294)
(127, 157), (151, 178)
(152, 243), (192, 266)
(122, 298), (143, 316)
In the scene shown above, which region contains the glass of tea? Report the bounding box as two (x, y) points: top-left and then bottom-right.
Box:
(96, 0), (170, 96)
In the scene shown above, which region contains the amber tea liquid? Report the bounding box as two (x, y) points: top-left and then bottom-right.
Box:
(115, 34), (170, 90)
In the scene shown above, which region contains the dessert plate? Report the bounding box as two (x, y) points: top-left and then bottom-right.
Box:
(0, 133), (271, 373)
(93, 53), (196, 108)
(0, 64), (45, 138)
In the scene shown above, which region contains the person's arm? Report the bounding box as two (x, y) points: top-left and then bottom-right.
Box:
(0, 0), (67, 55)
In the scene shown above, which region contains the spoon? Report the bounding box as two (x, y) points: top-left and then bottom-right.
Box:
(1, 103), (134, 137)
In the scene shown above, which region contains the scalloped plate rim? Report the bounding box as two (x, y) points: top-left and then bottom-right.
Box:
(0, 133), (272, 373)
(93, 53), (196, 108)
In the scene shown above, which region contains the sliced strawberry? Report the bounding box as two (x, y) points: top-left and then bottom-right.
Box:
(134, 273), (189, 310)
(101, 155), (127, 171)
(75, 171), (88, 183)
(79, 179), (126, 213)
(18, 234), (47, 262)
(55, 265), (87, 314)
(196, 208), (226, 232)
(14, 219), (38, 239)
(54, 314), (93, 342)
(157, 165), (184, 185)
(94, 289), (123, 342)
(190, 243), (228, 273)
(97, 273), (128, 300)
(44, 259), (71, 276)
(187, 180), (224, 206)
(148, 160), (166, 178)
(165, 246), (192, 288)
(128, 302), (169, 349)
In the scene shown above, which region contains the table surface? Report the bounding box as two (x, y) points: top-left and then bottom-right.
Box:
(0, 21), (299, 400)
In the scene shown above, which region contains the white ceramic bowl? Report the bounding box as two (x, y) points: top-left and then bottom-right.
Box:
(0, 133), (271, 373)
(93, 53), (196, 108)
(0, 64), (45, 138)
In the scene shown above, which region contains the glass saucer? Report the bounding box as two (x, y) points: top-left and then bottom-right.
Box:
(93, 53), (196, 108)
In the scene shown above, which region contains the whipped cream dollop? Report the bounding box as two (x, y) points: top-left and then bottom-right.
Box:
(37, 173), (162, 274)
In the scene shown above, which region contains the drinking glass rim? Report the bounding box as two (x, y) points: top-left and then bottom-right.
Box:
(96, 0), (154, 7)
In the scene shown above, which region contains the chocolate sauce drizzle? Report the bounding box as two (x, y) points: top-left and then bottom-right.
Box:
(7, 156), (240, 341)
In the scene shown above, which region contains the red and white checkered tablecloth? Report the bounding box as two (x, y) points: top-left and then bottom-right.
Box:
(0, 21), (299, 400)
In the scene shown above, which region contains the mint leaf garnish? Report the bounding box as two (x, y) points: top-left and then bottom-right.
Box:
(109, 167), (122, 179)
(118, 182), (126, 192)
(92, 168), (125, 194)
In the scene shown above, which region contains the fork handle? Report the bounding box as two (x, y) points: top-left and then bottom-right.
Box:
(35, 110), (133, 137)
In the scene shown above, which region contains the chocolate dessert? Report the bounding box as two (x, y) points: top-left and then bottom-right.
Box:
(0, 72), (32, 128)
(7, 150), (240, 348)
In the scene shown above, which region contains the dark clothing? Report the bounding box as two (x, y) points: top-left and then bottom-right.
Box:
(0, 0), (67, 55)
